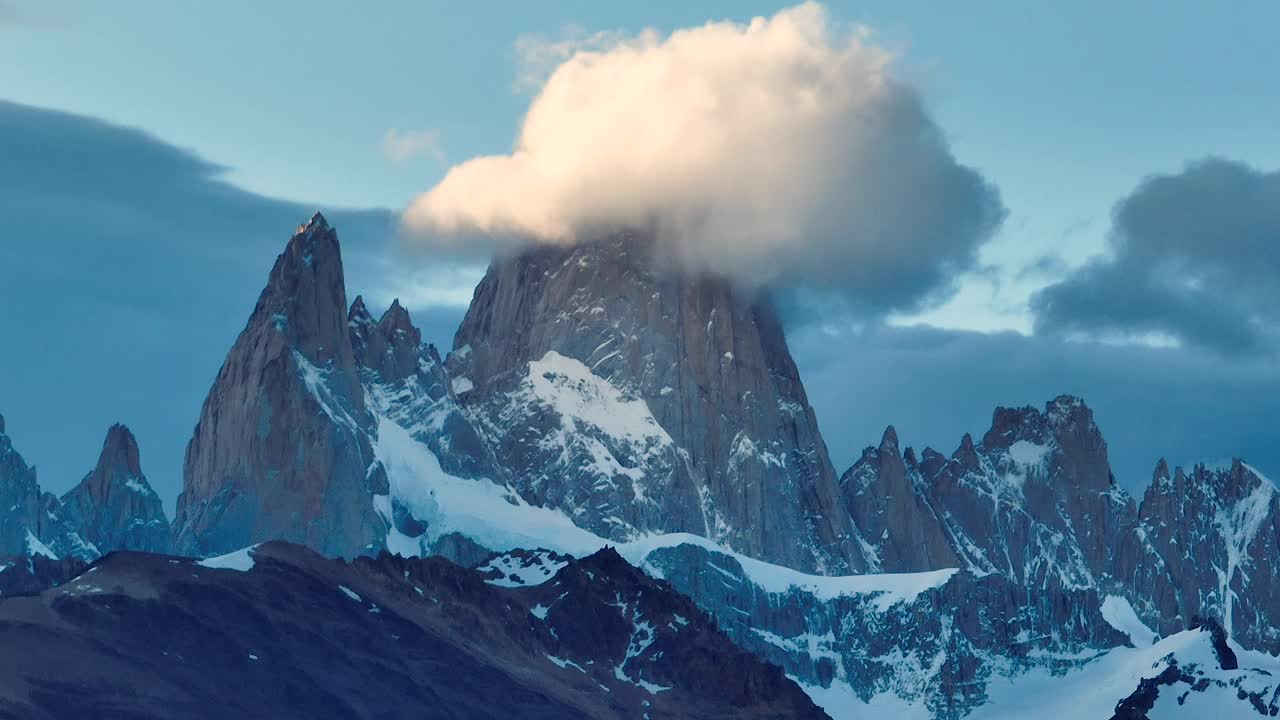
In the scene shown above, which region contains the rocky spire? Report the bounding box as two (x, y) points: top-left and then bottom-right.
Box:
(449, 230), (864, 573)
(349, 297), (426, 383)
(374, 299), (423, 382)
(173, 213), (388, 558)
(59, 424), (170, 554)
(0, 414), (95, 560)
(837, 425), (958, 572)
(348, 294), (385, 372)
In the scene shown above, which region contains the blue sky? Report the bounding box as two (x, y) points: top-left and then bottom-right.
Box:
(6, 1), (1279, 334)
(1, 1), (1277, 506)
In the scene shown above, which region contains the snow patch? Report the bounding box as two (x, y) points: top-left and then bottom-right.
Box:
(1213, 476), (1275, 636)
(479, 551), (569, 588)
(450, 376), (473, 395)
(338, 585), (362, 602)
(24, 531), (56, 559)
(197, 545), (259, 572)
(124, 477), (154, 495)
(545, 654), (586, 673)
(1007, 440), (1050, 467)
(1100, 595), (1156, 648)
(521, 351), (673, 451)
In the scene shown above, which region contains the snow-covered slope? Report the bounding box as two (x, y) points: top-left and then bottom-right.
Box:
(973, 621), (1280, 719)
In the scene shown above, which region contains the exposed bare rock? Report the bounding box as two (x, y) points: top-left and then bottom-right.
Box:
(59, 424), (170, 554)
(449, 232), (864, 573)
(1135, 459), (1280, 651)
(173, 213), (388, 558)
(838, 426), (958, 572)
(0, 413), (96, 560)
(349, 296), (421, 383)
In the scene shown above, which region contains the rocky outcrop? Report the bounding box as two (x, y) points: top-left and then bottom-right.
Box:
(1135, 459), (1280, 651)
(59, 424), (170, 554)
(352, 296), (497, 484)
(449, 231), (863, 574)
(348, 296), (421, 384)
(173, 213), (388, 558)
(0, 414), (96, 561)
(0, 541), (825, 720)
(838, 426), (958, 572)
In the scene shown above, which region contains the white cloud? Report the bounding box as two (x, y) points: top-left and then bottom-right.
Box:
(404, 3), (1003, 315)
(382, 128), (445, 166)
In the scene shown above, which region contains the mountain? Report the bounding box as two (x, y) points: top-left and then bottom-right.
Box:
(0, 541), (825, 720)
(173, 213), (389, 558)
(0, 413), (96, 561)
(448, 232), (863, 574)
(102, 215), (1280, 717)
(59, 424), (170, 554)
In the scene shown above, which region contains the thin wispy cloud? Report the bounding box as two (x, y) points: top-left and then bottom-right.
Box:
(513, 25), (629, 91)
(381, 128), (446, 167)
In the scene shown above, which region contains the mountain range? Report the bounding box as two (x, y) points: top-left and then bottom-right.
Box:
(2, 213), (1277, 719)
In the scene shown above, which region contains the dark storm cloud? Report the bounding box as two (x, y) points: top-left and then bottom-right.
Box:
(0, 100), (466, 507)
(1032, 158), (1280, 354)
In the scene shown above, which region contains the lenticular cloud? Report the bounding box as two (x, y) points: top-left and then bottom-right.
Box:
(403, 2), (1004, 315)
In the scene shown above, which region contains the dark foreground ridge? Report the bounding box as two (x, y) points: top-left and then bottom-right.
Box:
(0, 541), (825, 720)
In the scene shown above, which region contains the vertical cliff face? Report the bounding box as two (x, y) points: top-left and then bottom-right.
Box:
(449, 232), (865, 573)
(0, 414), (96, 560)
(59, 424), (170, 553)
(1136, 459), (1280, 650)
(173, 213), (388, 558)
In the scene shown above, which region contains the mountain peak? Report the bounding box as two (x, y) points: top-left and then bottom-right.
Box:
(378, 298), (418, 340)
(448, 232), (862, 572)
(299, 210), (329, 234)
(100, 423), (142, 477)
(58, 423), (168, 554)
(175, 214), (382, 558)
(879, 425), (899, 451)
(1153, 457), (1172, 485)
(349, 294), (371, 320)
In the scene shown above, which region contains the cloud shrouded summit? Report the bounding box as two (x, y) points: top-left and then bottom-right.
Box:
(404, 3), (1005, 316)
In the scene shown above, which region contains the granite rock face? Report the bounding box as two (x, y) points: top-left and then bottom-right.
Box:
(0, 414), (96, 561)
(348, 296), (421, 384)
(59, 424), (170, 554)
(173, 213), (388, 558)
(1134, 459), (1280, 651)
(838, 426), (958, 572)
(449, 232), (863, 574)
